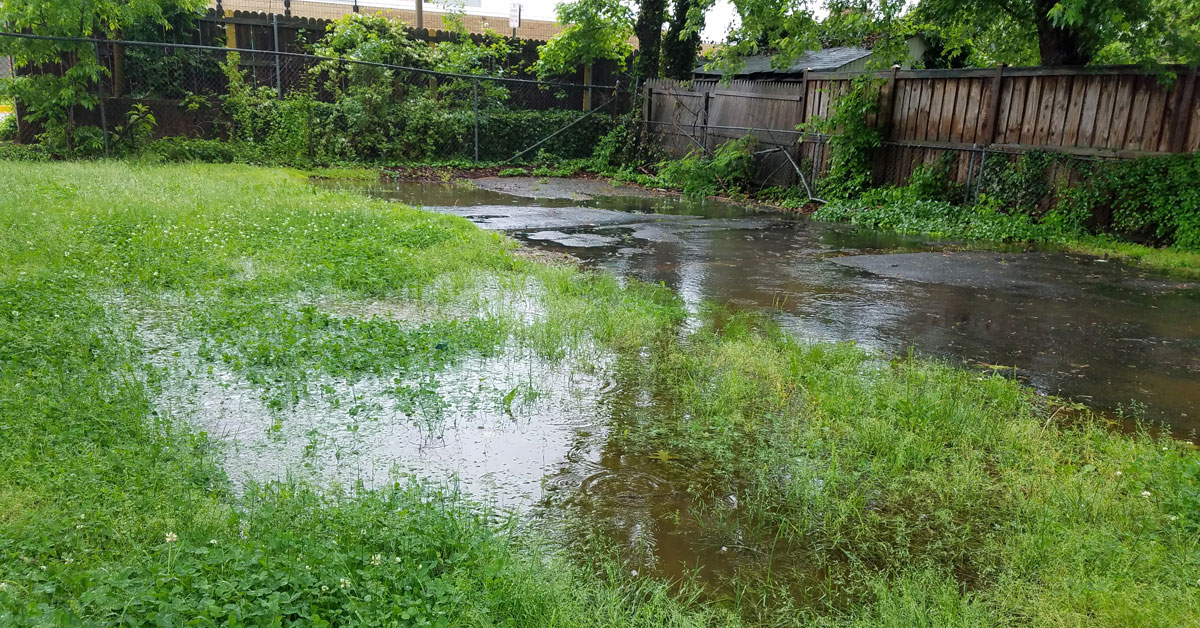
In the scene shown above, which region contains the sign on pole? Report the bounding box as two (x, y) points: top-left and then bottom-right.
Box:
(509, 3), (521, 29)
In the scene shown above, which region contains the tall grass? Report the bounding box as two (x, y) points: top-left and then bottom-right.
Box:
(1, 161), (1196, 626)
(0, 161), (722, 626)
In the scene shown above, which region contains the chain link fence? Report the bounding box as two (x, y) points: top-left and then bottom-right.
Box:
(2, 31), (634, 163)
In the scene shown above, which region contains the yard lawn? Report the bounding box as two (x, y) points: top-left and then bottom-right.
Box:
(1, 161), (1197, 627)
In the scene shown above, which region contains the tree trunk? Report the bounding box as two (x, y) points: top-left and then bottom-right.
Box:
(663, 0), (702, 80)
(1032, 0), (1090, 65)
(634, 0), (667, 80)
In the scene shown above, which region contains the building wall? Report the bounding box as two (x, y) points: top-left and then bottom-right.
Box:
(212, 0), (564, 42)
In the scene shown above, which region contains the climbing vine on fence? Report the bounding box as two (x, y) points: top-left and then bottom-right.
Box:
(799, 74), (885, 200)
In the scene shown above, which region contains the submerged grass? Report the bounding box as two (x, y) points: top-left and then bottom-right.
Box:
(1, 161), (1197, 626)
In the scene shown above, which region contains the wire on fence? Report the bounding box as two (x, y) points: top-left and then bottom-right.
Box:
(0, 31), (634, 163)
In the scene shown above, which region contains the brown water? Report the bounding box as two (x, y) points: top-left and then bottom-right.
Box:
(342, 177), (1200, 434)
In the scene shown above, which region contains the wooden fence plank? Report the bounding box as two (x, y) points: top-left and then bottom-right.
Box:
(981, 65), (1005, 144)
(893, 79), (910, 136)
(917, 79), (935, 140)
(904, 80), (920, 140)
(1124, 76), (1151, 150)
(1076, 76), (1102, 147)
(1019, 76), (1042, 144)
(964, 79), (983, 143)
(1003, 76), (1027, 143)
(1168, 67), (1197, 152)
(1063, 75), (1088, 146)
(939, 79), (959, 141)
(950, 79), (969, 142)
(1033, 76), (1057, 145)
(1157, 80), (1179, 153)
(1092, 75), (1118, 148)
(1048, 76), (1074, 145)
(1107, 75), (1135, 148)
(1141, 82), (1168, 152)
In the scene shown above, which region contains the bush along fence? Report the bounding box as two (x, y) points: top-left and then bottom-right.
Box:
(646, 66), (1200, 195)
(1, 30), (632, 164)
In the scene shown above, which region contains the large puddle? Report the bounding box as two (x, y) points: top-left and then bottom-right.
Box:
(142, 176), (1198, 611)
(340, 177), (1200, 434)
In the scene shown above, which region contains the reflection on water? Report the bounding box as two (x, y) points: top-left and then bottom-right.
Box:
(343, 178), (1200, 434)
(303, 177), (1200, 605)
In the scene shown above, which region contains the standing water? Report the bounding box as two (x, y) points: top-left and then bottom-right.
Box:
(336, 177), (1200, 435)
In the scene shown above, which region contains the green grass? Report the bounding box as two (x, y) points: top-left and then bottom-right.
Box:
(1066, 237), (1200, 278)
(1, 161), (1197, 627)
(813, 188), (1200, 279)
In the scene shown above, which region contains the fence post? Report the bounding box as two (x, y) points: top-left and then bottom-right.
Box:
(795, 69), (809, 184)
(583, 64), (592, 111)
(112, 42), (125, 97)
(980, 63), (1005, 146)
(701, 90), (711, 153)
(642, 83), (653, 137)
(882, 64), (900, 134)
(473, 78), (479, 163)
(272, 14), (283, 98)
(1168, 66), (1197, 153)
(93, 41), (110, 157)
(224, 10), (237, 50)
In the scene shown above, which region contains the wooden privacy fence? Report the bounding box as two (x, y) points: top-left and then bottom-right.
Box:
(645, 65), (1200, 192)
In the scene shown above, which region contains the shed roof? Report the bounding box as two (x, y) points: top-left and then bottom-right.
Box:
(694, 47), (874, 77)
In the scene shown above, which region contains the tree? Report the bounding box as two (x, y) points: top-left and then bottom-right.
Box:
(633, 0), (668, 79)
(701, 0), (821, 78)
(662, 0), (704, 79)
(915, 0), (1199, 67)
(533, 0), (634, 79)
(0, 0), (206, 152)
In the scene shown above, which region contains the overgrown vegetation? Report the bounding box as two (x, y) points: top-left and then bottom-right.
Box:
(657, 136), (757, 198)
(0, 10), (614, 165)
(0, 0), (206, 154)
(814, 151), (1200, 275)
(2, 160), (1197, 626)
(799, 76), (884, 200)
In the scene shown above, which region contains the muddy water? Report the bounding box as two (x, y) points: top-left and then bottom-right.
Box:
(342, 177), (1200, 434)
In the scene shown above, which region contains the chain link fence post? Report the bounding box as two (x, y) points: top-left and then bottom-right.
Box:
(272, 14), (283, 99)
(473, 77), (479, 163)
(94, 40), (110, 157)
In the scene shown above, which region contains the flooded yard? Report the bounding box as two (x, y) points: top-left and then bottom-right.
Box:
(339, 177), (1200, 434)
(10, 162), (1196, 625)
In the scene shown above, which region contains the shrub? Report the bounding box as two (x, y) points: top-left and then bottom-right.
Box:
(0, 114), (16, 142)
(658, 135), (756, 198)
(0, 141), (52, 161)
(1050, 153), (1200, 249)
(151, 137), (244, 163)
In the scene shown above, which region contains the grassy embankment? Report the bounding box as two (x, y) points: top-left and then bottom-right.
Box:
(1, 161), (1197, 626)
(809, 154), (1200, 279)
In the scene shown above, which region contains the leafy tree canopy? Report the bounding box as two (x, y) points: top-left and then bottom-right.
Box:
(533, 0), (634, 79)
(915, 0), (1199, 67)
(0, 0), (206, 152)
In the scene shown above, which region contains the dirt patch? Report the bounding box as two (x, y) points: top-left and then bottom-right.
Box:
(472, 176), (660, 200)
(383, 165), (505, 182)
(512, 246), (580, 266)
